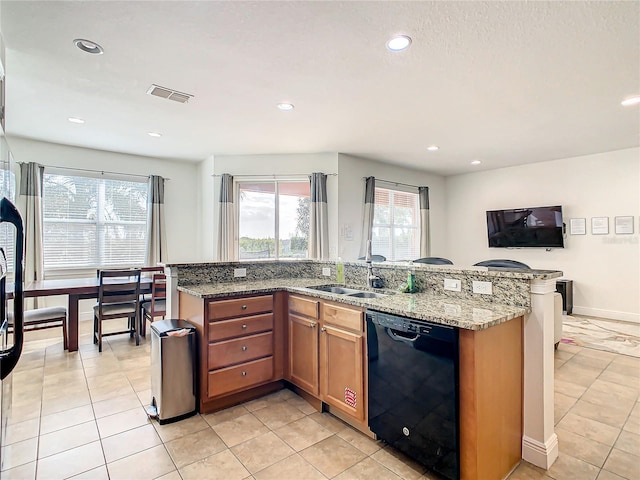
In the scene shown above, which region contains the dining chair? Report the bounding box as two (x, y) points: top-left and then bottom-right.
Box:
(8, 306), (68, 350)
(357, 255), (387, 262)
(414, 257), (454, 265)
(473, 259), (530, 268)
(140, 273), (167, 336)
(93, 268), (142, 352)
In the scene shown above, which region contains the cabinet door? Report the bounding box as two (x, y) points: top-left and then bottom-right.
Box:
(288, 313), (319, 395)
(320, 324), (365, 421)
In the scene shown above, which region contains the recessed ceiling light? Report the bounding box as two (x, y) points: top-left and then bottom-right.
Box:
(471, 160), (482, 165)
(67, 117), (85, 124)
(277, 103), (294, 111)
(621, 95), (640, 106)
(426, 145), (439, 151)
(148, 132), (162, 138)
(386, 35), (412, 52)
(73, 38), (104, 55)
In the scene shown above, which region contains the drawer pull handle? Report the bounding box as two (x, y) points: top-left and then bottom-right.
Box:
(241, 371), (247, 376)
(241, 324), (247, 329)
(241, 305), (248, 310)
(321, 327), (326, 332)
(309, 322), (316, 328)
(242, 346), (248, 351)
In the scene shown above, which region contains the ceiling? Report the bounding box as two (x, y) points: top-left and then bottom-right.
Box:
(1, 1), (638, 176)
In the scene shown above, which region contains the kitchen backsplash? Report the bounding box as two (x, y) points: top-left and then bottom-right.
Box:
(166, 260), (544, 309)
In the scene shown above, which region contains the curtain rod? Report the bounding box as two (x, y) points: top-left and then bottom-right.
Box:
(18, 163), (170, 181)
(365, 177), (421, 189)
(212, 173), (337, 178)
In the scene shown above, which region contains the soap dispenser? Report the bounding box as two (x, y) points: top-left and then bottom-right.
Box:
(407, 261), (416, 293)
(336, 257), (345, 284)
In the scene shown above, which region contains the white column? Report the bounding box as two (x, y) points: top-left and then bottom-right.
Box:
(522, 278), (559, 469)
(165, 266), (180, 319)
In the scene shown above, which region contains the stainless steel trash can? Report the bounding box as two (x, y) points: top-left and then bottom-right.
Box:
(149, 319), (197, 424)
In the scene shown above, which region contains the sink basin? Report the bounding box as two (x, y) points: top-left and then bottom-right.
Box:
(306, 285), (389, 299)
(347, 291), (387, 299)
(307, 285), (362, 295)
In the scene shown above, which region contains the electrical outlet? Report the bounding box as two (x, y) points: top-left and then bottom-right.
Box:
(233, 268), (247, 278)
(472, 280), (493, 295)
(443, 278), (461, 292)
(322, 267), (331, 276)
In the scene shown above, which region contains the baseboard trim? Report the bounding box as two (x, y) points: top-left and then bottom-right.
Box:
(572, 307), (639, 324)
(522, 433), (559, 470)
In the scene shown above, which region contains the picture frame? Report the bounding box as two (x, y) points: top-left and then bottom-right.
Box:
(614, 216), (634, 234)
(591, 217), (609, 235)
(569, 218), (586, 235)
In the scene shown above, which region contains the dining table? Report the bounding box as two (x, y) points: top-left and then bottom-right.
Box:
(21, 276), (152, 352)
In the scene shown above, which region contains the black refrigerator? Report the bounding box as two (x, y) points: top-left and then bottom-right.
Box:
(0, 197), (25, 474)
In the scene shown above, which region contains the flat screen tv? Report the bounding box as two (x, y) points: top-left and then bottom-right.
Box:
(486, 205), (564, 248)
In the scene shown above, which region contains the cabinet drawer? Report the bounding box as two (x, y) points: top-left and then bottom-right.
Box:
(289, 295), (319, 319)
(208, 295), (273, 320)
(209, 332), (274, 369)
(323, 302), (363, 332)
(208, 356), (274, 397)
(209, 313), (273, 342)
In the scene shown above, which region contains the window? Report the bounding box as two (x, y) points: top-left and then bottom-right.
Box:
(0, 155), (16, 272)
(373, 187), (420, 261)
(237, 180), (310, 260)
(43, 173), (148, 271)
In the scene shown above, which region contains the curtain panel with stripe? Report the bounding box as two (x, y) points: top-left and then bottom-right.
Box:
(419, 186), (430, 257)
(359, 176), (375, 258)
(217, 174), (236, 261)
(145, 175), (167, 266)
(308, 172), (329, 259)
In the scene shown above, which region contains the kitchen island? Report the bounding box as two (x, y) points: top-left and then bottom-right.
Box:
(176, 266), (530, 479)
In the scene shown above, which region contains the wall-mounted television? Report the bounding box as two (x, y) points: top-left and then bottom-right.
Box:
(486, 205), (564, 248)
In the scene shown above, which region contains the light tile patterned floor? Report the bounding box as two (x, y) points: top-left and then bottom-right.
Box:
(1, 321), (639, 480)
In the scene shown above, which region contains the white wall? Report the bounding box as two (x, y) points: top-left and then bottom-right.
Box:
(199, 154), (215, 260)
(445, 148), (640, 322)
(337, 154), (447, 260)
(6, 136), (201, 265)
(210, 153), (340, 260)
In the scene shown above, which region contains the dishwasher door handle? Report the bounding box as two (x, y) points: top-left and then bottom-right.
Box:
(387, 328), (420, 343)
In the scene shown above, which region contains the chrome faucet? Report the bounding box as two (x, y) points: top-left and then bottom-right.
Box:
(365, 240), (381, 288)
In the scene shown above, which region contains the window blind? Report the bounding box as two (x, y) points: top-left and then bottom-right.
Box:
(43, 174), (148, 270)
(373, 187), (420, 261)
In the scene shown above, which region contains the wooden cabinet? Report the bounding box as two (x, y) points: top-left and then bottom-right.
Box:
(207, 295), (275, 398)
(287, 295), (365, 425)
(320, 301), (365, 422)
(287, 295), (320, 395)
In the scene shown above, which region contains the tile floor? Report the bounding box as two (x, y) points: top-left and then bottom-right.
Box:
(1, 320), (639, 480)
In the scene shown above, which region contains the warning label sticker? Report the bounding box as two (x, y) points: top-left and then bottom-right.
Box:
(344, 387), (357, 408)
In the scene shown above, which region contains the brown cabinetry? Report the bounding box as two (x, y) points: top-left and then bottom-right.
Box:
(287, 295), (320, 395)
(320, 301), (365, 422)
(287, 295), (365, 425)
(207, 295), (275, 398)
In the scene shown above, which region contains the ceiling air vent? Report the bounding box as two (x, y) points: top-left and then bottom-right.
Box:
(146, 84), (193, 104)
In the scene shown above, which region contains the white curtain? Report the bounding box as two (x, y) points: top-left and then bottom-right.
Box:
(419, 186), (430, 257)
(19, 162), (44, 308)
(145, 175), (167, 266)
(359, 176), (375, 258)
(217, 174), (236, 261)
(308, 172), (329, 259)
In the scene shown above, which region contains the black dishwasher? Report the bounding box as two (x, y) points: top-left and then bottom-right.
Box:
(366, 310), (459, 480)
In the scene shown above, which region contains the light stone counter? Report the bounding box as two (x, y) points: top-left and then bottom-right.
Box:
(177, 278), (528, 331)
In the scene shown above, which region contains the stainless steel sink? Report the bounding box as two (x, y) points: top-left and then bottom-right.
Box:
(306, 285), (387, 299)
(308, 285), (362, 295)
(347, 291), (386, 299)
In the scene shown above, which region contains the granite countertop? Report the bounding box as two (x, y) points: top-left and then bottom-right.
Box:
(177, 278), (530, 331)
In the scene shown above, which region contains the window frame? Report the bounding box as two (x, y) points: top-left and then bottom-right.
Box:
(235, 176), (310, 260)
(372, 184), (420, 262)
(42, 169), (149, 277)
